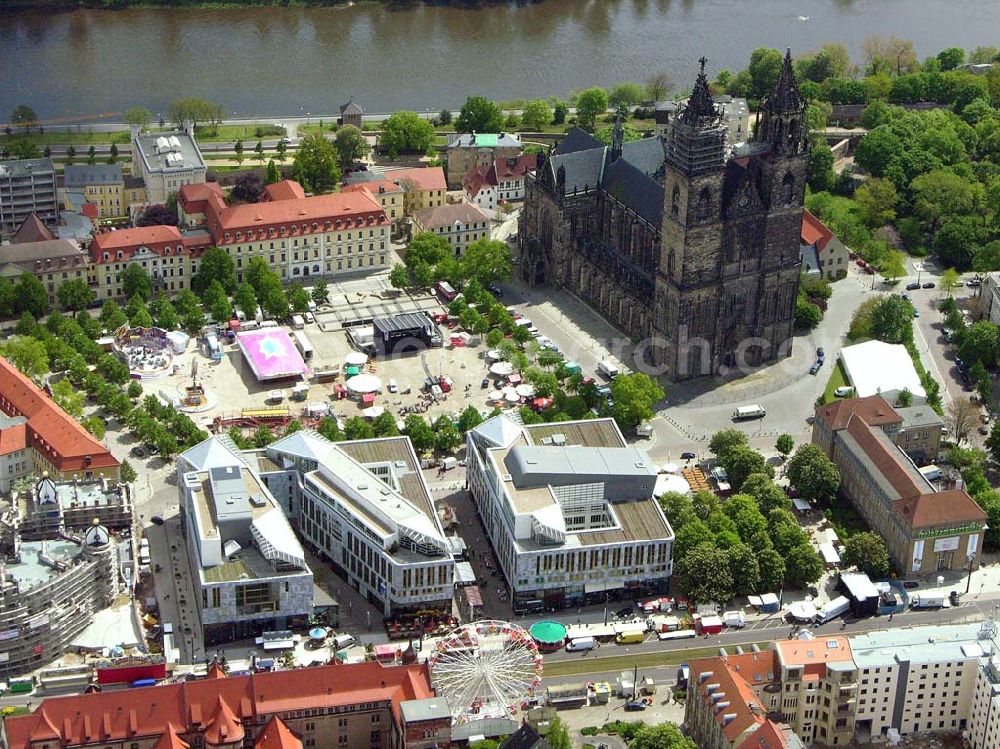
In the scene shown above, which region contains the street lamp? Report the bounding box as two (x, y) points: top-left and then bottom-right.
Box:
(965, 552), (976, 595)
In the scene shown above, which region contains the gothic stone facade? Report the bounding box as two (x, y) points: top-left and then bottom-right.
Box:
(520, 54), (808, 380)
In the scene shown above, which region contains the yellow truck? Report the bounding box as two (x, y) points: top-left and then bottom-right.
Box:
(615, 631), (646, 645)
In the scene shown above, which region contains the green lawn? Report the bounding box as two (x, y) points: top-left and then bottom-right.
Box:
(821, 360), (849, 404)
(542, 642), (770, 678)
(2, 130), (130, 146)
(152, 123), (287, 143)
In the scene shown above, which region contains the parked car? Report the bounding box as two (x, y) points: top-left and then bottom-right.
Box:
(816, 347), (825, 358)
(906, 282), (921, 290)
(481, 377), (490, 389)
(151, 515), (164, 526)
(681, 451), (697, 460)
(865, 266), (876, 275)
(913, 309), (921, 318)
(856, 259), (867, 267)
(624, 701), (647, 712)
(923, 282), (936, 289)
(849, 252), (857, 260)
(615, 606), (634, 618)
(809, 361), (821, 375)
(968, 278), (983, 287)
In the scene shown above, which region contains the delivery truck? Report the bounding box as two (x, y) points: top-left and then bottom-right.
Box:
(910, 592), (948, 609)
(814, 596), (851, 624)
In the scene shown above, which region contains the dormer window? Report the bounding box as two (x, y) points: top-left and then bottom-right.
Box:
(224, 233), (231, 242)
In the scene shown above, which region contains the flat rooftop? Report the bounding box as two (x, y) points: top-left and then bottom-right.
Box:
(0, 158), (55, 179)
(133, 131), (206, 173)
(52, 481), (125, 510)
(8, 539), (82, 588)
(850, 623), (987, 667)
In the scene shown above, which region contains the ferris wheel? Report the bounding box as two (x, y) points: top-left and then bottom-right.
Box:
(429, 619), (544, 721)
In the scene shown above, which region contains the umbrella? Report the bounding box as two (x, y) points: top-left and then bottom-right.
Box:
(485, 349), (504, 362)
(488, 390), (504, 401)
(345, 352), (368, 366)
(346, 373), (382, 393)
(503, 387), (520, 402)
(362, 406), (386, 418)
(515, 384), (535, 397)
(490, 361), (515, 376)
(653, 473), (691, 497)
(661, 462), (680, 474)
(309, 627), (328, 641)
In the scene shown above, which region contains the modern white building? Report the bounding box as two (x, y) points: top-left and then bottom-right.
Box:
(131, 128), (207, 205)
(839, 340), (926, 404)
(176, 437), (313, 647)
(256, 431), (455, 617)
(466, 415), (673, 614)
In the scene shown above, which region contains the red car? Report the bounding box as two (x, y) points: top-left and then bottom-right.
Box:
(849, 252), (857, 260)
(856, 259), (867, 268)
(865, 266), (876, 275)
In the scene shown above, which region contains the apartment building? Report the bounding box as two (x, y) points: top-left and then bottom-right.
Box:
(446, 132), (522, 188)
(254, 430), (455, 617)
(812, 396), (985, 574)
(131, 129), (207, 205)
(412, 203), (492, 257)
(4, 661), (451, 749)
(462, 154), (536, 212)
(0, 237), (89, 309)
(176, 436), (313, 646)
(180, 179), (391, 281)
(466, 415), (673, 614)
(88, 224), (209, 300)
(0, 158), (58, 237)
(685, 651), (803, 749)
(342, 178), (405, 222)
(64, 163), (130, 219)
(0, 357), (119, 485)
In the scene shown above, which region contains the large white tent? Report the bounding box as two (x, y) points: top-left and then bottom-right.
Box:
(839, 340), (926, 402)
(346, 373), (381, 394)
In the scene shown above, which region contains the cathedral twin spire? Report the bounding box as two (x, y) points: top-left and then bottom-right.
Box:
(679, 57), (722, 126)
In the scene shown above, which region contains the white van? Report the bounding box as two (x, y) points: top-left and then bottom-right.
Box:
(834, 386), (855, 398)
(733, 405), (766, 420)
(598, 360), (620, 379)
(291, 314), (305, 330)
(388, 379), (398, 393)
(565, 637), (596, 652)
(332, 633), (356, 650)
(919, 464), (942, 482)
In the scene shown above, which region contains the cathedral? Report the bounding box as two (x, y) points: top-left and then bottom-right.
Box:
(519, 51), (808, 379)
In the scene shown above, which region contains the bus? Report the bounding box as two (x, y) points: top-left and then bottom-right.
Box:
(732, 404), (766, 421)
(292, 330), (314, 361)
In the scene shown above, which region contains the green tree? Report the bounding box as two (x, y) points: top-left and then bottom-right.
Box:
(150, 294), (179, 330)
(520, 99), (553, 131)
(675, 543), (734, 604)
(854, 127), (905, 177)
(455, 96), (504, 134)
(233, 283), (258, 319)
(741, 473), (792, 514)
(911, 169), (984, 234)
(757, 548), (786, 592)
(869, 294), (914, 344)
(776, 434), (794, 458)
(127, 380), (143, 399)
(288, 284), (311, 314)
(261, 285), (289, 320)
(457, 406), (484, 434)
(459, 239), (513, 286)
(192, 246), (238, 295)
(935, 217), (985, 272)
(292, 133), (341, 193)
(265, 159), (281, 184)
(725, 543), (762, 597)
(437, 109), (452, 126)
(344, 416), (375, 441)
(937, 47), (966, 71)
(121, 264), (152, 301)
(722, 446), (774, 490)
(842, 531), (891, 578)
(99, 299), (128, 331)
(630, 723), (696, 749)
(371, 411), (400, 437)
(1, 336), (49, 381)
(854, 178), (898, 228)
(50, 378), (84, 418)
(610, 372), (664, 431)
(120, 461), (138, 484)
(575, 87), (610, 130)
(785, 543), (825, 587)
(11, 104), (37, 133)
(254, 140), (265, 164)
(233, 138), (244, 165)
(310, 279), (328, 305)
(959, 321), (1000, 368)
(334, 125), (371, 165)
(594, 122), (642, 145)
(882, 250), (907, 282)
(57, 278), (95, 312)
(389, 264), (410, 289)
(722, 494), (768, 543)
(108, 144), (119, 164)
(974, 243), (1000, 274)
(403, 414), (435, 453)
(709, 429), (748, 460)
(786, 443), (841, 500)
(317, 417), (344, 442)
(433, 417), (462, 453)
(607, 81), (646, 108)
(807, 141), (834, 192)
(379, 111), (436, 157)
(87, 145), (96, 165)
(276, 140), (287, 163)
(65, 145), (76, 165)
(645, 71), (673, 101)
(406, 231), (451, 269)
(546, 716), (572, 749)
(552, 102), (568, 125)
(14, 273), (49, 318)
(748, 47), (784, 99)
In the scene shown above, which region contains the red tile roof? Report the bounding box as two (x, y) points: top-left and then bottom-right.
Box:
(895, 490), (987, 529)
(738, 721), (790, 749)
(11, 213), (56, 244)
(152, 724), (189, 749)
(209, 191), (386, 241)
(5, 662), (434, 749)
(688, 655), (769, 743)
(0, 421), (27, 456)
(342, 179), (404, 198)
(263, 181), (306, 202)
(844, 414), (925, 499)
(0, 357), (118, 474)
(801, 210), (833, 253)
(177, 182), (226, 215)
(204, 696), (244, 746)
(386, 167), (446, 192)
(254, 717), (301, 749)
(89, 225), (211, 265)
(815, 395), (901, 432)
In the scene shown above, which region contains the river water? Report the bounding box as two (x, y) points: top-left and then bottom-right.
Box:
(2, 0), (999, 120)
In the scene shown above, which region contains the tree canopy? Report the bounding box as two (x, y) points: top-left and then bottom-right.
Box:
(455, 96), (504, 134)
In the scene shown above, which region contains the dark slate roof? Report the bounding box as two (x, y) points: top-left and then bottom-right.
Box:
(799, 242), (821, 276)
(548, 147), (605, 195)
(679, 59), (722, 125)
(621, 137), (665, 178)
(601, 158), (664, 226)
(64, 163), (122, 188)
(765, 48), (803, 113)
(499, 724), (549, 749)
(555, 127), (602, 155)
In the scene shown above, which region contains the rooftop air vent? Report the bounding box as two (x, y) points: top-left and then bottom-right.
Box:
(551, 434), (566, 445)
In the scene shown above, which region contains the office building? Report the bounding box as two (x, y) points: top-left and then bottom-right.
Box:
(466, 415), (673, 614)
(176, 437), (313, 646)
(412, 203), (491, 257)
(131, 128), (207, 205)
(0, 158), (58, 237)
